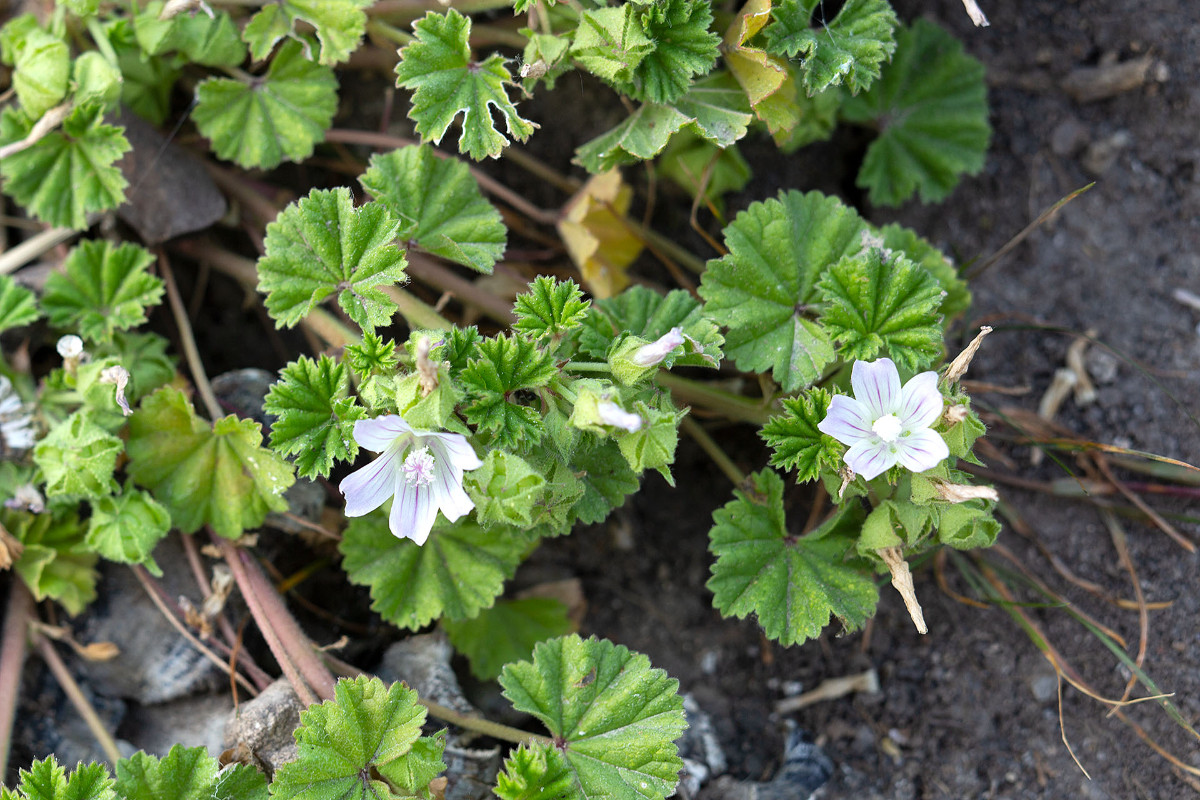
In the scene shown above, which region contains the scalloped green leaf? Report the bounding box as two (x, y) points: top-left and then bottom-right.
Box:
(108, 18), (179, 125)
(272, 676), (445, 800)
(444, 597), (572, 681)
(571, 6), (653, 87)
(499, 635), (686, 800)
(0, 103), (129, 230)
(134, 2), (247, 67)
(394, 9), (536, 160)
(126, 387), (296, 538)
(698, 190), (866, 391)
(340, 513), (530, 629)
(264, 355), (365, 479)
(7, 509), (97, 616)
(760, 387), (841, 483)
(513, 276), (590, 342)
(359, 145), (506, 272)
(2, 757), (113, 800)
(193, 41), (337, 169)
(11, 27), (69, 118)
(0, 275), (41, 334)
(42, 240), (163, 344)
(764, 0), (897, 95)
(816, 248), (945, 369)
(840, 19), (990, 205)
(460, 333), (557, 449)
(85, 488), (172, 577)
(875, 223), (971, 319)
(465, 449), (546, 527)
(570, 438), (639, 525)
(256, 187), (408, 332)
(628, 0), (720, 104)
(116, 745), (267, 800)
(707, 469), (878, 645)
(34, 411), (121, 501)
(579, 285), (723, 369)
(493, 743), (575, 800)
(242, 0), (371, 65)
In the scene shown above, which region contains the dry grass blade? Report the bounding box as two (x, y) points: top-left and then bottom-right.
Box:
(966, 183), (1093, 280)
(1098, 511), (1149, 705)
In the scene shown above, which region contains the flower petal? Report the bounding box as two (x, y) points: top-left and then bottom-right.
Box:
(424, 431), (483, 472)
(896, 428), (950, 474)
(432, 460), (475, 523)
(632, 326), (685, 367)
(844, 437), (897, 481)
(597, 400), (643, 432)
(389, 480), (439, 545)
(353, 415), (414, 452)
(817, 395), (875, 446)
(898, 371), (943, 430)
(340, 449), (400, 517)
(851, 358), (902, 418)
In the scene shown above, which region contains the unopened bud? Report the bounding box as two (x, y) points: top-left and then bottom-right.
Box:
(942, 326), (992, 386)
(943, 403), (970, 425)
(415, 336), (439, 397)
(631, 327), (684, 367)
(159, 0), (214, 20)
(57, 334), (84, 360)
(5, 484), (45, 514)
(596, 400), (643, 432)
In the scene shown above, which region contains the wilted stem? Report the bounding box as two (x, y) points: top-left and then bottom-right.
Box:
(0, 579), (35, 778)
(159, 250), (222, 421)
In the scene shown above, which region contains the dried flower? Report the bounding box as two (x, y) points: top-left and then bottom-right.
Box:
(4, 484), (44, 514)
(340, 416), (482, 545)
(818, 358), (949, 480)
(99, 365), (132, 416)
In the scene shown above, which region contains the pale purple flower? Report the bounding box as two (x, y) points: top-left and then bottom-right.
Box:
(631, 327), (685, 367)
(596, 400), (643, 432)
(817, 358), (949, 481)
(340, 415), (482, 545)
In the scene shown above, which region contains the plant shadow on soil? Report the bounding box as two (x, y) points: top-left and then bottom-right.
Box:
(6, 0), (1200, 797)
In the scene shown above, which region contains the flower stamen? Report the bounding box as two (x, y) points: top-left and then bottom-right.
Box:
(402, 447), (437, 487)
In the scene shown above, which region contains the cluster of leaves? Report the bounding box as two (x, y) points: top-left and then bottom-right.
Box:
(5, 657), (689, 800)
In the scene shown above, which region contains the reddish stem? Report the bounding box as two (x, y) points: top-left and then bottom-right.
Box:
(0, 579), (35, 778)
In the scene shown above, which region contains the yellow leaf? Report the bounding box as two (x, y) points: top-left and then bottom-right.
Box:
(557, 170), (643, 299)
(723, 0), (802, 139)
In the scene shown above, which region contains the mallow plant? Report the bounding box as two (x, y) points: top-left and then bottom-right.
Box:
(0, 0), (997, 797)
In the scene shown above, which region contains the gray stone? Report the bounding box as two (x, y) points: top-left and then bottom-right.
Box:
(377, 632), (476, 716)
(222, 678), (303, 777)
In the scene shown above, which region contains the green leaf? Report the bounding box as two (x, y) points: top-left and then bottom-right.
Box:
(85, 488), (172, 576)
(116, 745), (267, 800)
(105, 18), (178, 125)
(42, 240), (163, 345)
(465, 450), (546, 527)
(628, 0), (720, 104)
(936, 501), (1000, 550)
(64, 0), (100, 16)
(193, 41), (337, 169)
(707, 469), (879, 645)
(666, 72), (754, 147)
(444, 597), (572, 681)
(256, 187), (408, 332)
(840, 19), (990, 205)
(698, 190), (865, 391)
(461, 334), (557, 449)
(512, 276), (590, 342)
(765, 0), (897, 95)
(761, 387), (842, 482)
(243, 0), (370, 65)
(2, 758), (114, 800)
(875, 223), (971, 319)
(0, 103), (129, 230)
(499, 635), (686, 800)
(579, 286), (723, 369)
(816, 248), (945, 370)
(0, 275), (41, 334)
(71, 52), (122, 109)
(8, 511), (97, 616)
(493, 743), (575, 800)
(264, 355), (365, 479)
(570, 6), (653, 87)
(359, 145), (506, 272)
(341, 513), (529, 629)
(616, 401), (682, 483)
(659, 131), (751, 210)
(394, 9), (536, 160)
(569, 437), (639, 525)
(34, 412), (121, 501)
(272, 676), (445, 800)
(134, 2), (247, 67)
(344, 331), (399, 379)
(12, 28), (70, 118)
(126, 387), (296, 537)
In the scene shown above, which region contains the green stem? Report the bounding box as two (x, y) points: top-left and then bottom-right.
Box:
(680, 417), (747, 486)
(656, 372), (776, 426)
(159, 250), (223, 422)
(563, 361), (611, 374)
(421, 699), (553, 746)
(84, 17), (120, 68)
(366, 19), (414, 46)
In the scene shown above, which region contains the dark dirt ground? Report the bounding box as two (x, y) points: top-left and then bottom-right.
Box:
(6, 0), (1200, 798)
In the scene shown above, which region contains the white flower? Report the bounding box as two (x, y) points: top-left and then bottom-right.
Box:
(0, 376), (34, 451)
(631, 327), (685, 367)
(56, 335), (84, 360)
(596, 400), (643, 432)
(339, 416), (482, 545)
(817, 358), (949, 481)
